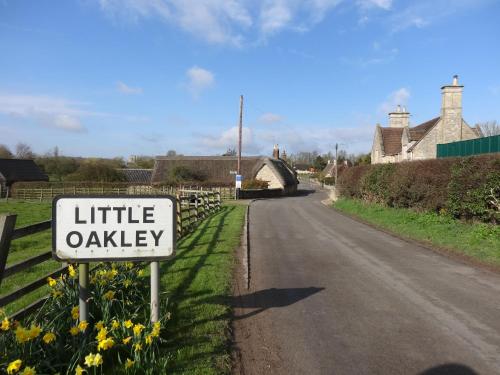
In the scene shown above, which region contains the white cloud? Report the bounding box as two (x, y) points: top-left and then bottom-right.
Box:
(96, 0), (400, 46)
(378, 87), (410, 114)
(198, 126), (261, 154)
(116, 81), (143, 95)
(259, 112), (283, 124)
(52, 114), (85, 132)
(185, 66), (215, 98)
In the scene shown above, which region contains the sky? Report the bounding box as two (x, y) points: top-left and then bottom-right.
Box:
(1, 0), (500, 158)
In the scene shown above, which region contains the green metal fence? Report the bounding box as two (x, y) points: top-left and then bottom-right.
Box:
(437, 135), (500, 158)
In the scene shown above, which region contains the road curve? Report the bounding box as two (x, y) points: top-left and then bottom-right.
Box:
(232, 184), (500, 375)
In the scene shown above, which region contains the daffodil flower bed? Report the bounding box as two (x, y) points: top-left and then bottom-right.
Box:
(1, 262), (169, 374)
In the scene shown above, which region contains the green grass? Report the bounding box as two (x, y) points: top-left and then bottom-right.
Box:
(0, 201), (58, 315)
(334, 198), (500, 267)
(160, 204), (246, 374)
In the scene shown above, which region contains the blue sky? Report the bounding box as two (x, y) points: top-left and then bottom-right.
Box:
(1, 0), (499, 158)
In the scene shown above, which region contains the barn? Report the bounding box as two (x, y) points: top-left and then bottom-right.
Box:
(0, 159), (49, 196)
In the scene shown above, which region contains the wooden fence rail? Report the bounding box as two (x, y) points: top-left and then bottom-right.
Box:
(10, 186), (236, 201)
(0, 190), (221, 321)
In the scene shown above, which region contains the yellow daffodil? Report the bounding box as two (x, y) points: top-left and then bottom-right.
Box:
(51, 290), (63, 298)
(124, 320), (133, 329)
(97, 337), (115, 351)
(111, 319), (120, 330)
(71, 306), (79, 320)
(28, 324), (41, 339)
(95, 321), (104, 330)
(68, 264), (77, 278)
(123, 279), (132, 288)
(132, 323), (145, 336)
(42, 332), (56, 344)
(93, 353), (103, 366)
(1, 317), (10, 331)
(137, 269), (144, 276)
(122, 336), (132, 344)
(96, 327), (108, 342)
(125, 262), (134, 269)
(133, 343), (142, 352)
(84, 354), (95, 367)
(20, 366), (35, 375)
(103, 290), (115, 300)
(145, 334), (153, 345)
(69, 326), (79, 336)
(7, 359), (22, 374)
(15, 326), (29, 344)
(151, 322), (161, 337)
(78, 321), (89, 332)
(75, 365), (85, 375)
(47, 277), (57, 287)
(125, 358), (134, 369)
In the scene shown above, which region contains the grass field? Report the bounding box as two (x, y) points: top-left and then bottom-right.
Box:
(160, 204), (246, 374)
(0, 200), (56, 315)
(334, 198), (500, 267)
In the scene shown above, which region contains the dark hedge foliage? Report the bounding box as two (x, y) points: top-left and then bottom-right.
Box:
(337, 155), (500, 223)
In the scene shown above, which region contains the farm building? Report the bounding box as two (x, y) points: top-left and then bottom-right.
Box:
(118, 169), (153, 184)
(371, 76), (483, 164)
(0, 158), (48, 195)
(152, 147), (298, 194)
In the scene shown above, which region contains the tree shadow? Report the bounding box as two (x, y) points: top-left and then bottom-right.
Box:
(419, 364), (478, 375)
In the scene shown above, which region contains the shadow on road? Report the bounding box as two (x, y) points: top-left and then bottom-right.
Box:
(419, 363), (478, 375)
(295, 188), (316, 197)
(232, 287), (324, 320)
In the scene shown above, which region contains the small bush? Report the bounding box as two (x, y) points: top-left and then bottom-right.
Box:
(242, 179), (269, 189)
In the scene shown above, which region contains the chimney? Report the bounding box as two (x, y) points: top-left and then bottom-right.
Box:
(440, 75), (464, 143)
(282, 147), (287, 161)
(388, 105), (410, 128)
(273, 144), (280, 159)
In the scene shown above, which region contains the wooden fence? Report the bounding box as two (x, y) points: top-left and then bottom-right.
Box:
(10, 186), (236, 201)
(0, 190), (221, 320)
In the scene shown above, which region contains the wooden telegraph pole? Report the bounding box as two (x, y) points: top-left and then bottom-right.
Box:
(238, 95), (243, 174)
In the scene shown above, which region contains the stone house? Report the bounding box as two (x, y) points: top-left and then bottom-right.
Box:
(371, 76), (482, 164)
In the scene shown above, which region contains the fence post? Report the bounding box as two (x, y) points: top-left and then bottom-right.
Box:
(216, 192), (221, 209)
(194, 194), (199, 223)
(176, 194), (182, 239)
(0, 214), (17, 287)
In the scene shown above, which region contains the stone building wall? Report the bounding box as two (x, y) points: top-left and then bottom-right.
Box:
(255, 164), (283, 189)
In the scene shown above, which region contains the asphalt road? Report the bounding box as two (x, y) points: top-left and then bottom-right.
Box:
(232, 184), (500, 375)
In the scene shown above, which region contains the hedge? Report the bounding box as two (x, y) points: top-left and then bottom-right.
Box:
(337, 155), (500, 223)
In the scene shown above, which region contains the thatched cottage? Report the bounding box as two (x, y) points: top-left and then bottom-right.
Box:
(371, 76), (482, 164)
(152, 146), (298, 195)
(0, 159), (48, 195)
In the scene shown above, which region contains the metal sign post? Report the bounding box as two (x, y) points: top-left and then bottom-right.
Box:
(52, 195), (176, 324)
(79, 263), (89, 322)
(150, 261), (160, 322)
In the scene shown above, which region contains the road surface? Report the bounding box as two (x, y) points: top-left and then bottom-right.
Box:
(232, 184), (500, 375)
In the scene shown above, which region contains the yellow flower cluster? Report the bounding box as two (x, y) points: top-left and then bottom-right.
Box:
(132, 323), (145, 336)
(1, 317), (10, 331)
(78, 321), (89, 332)
(46, 277), (57, 288)
(125, 358), (134, 369)
(68, 264), (77, 278)
(14, 325), (41, 344)
(6, 360), (36, 375)
(71, 306), (79, 320)
(84, 353), (103, 367)
(123, 320), (133, 329)
(42, 332), (56, 344)
(103, 290), (115, 300)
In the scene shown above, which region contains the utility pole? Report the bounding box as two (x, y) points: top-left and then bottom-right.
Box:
(334, 143), (338, 186)
(237, 95), (243, 174)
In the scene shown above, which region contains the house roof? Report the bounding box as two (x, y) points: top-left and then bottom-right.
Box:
(152, 156), (262, 184)
(408, 117), (440, 141)
(252, 158), (299, 187)
(118, 169), (152, 184)
(380, 127), (404, 155)
(0, 159), (48, 185)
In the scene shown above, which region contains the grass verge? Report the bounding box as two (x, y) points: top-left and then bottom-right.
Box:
(160, 204), (246, 374)
(333, 198), (500, 268)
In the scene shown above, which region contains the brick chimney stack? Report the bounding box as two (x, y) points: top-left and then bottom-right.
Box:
(440, 75), (464, 143)
(272, 144), (280, 159)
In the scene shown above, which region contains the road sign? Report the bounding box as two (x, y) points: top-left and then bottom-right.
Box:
(235, 174), (242, 189)
(52, 195), (176, 262)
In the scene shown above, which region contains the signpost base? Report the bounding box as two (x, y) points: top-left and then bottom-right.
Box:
(150, 261), (160, 322)
(79, 263), (89, 322)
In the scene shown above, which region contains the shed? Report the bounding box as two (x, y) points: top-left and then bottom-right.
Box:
(118, 169), (153, 184)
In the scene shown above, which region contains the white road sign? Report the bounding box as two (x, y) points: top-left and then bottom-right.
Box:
(52, 196), (176, 262)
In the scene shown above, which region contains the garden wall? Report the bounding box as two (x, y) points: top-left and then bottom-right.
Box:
(337, 155), (500, 223)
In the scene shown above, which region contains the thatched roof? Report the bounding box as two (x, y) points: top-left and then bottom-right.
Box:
(152, 156), (261, 184)
(118, 169), (152, 184)
(0, 159), (48, 185)
(252, 158), (299, 187)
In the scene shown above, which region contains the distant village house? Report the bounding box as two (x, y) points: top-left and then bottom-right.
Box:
(371, 76), (482, 164)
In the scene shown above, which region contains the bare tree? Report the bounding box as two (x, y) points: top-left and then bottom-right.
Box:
(477, 120), (500, 137)
(15, 142), (35, 159)
(0, 144), (13, 159)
